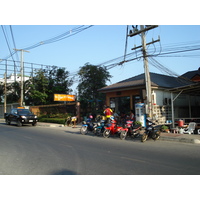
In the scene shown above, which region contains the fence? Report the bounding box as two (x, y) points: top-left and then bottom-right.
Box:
(0, 103), (20, 118)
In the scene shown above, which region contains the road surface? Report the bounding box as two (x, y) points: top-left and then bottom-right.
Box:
(0, 123), (200, 175)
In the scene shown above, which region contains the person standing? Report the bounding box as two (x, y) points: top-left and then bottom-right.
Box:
(129, 110), (135, 121)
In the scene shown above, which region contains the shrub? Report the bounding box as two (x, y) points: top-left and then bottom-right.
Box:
(134, 121), (142, 126)
(39, 118), (66, 124)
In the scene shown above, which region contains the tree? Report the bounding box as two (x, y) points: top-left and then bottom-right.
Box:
(25, 66), (73, 105)
(46, 66), (73, 104)
(25, 69), (49, 105)
(77, 63), (112, 114)
(0, 82), (4, 104)
(6, 81), (21, 103)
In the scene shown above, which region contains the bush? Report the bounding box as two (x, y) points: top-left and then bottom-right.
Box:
(161, 125), (169, 130)
(134, 121), (142, 126)
(39, 118), (66, 124)
(38, 113), (72, 119)
(38, 113), (72, 125)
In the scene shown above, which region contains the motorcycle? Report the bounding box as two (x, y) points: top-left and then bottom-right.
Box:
(120, 120), (141, 140)
(103, 116), (128, 138)
(80, 117), (97, 135)
(93, 120), (106, 136)
(141, 118), (162, 142)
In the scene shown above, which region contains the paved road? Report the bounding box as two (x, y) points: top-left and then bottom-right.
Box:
(0, 123), (200, 175)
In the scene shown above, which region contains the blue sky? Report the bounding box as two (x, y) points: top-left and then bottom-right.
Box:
(1, 25), (200, 93)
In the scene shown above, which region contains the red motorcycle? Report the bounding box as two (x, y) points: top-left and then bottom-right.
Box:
(120, 120), (141, 140)
(103, 117), (128, 138)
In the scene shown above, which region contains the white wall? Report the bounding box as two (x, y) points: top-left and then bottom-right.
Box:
(154, 89), (200, 107)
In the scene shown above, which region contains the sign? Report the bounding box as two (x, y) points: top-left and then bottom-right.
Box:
(54, 94), (75, 101)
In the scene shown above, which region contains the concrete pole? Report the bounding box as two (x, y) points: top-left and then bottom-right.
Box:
(4, 60), (7, 114)
(14, 49), (29, 106)
(140, 25), (152, 118)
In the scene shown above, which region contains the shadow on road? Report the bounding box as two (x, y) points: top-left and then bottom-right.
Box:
(51, 169), (77, 175)
(65, 128), (143, 143)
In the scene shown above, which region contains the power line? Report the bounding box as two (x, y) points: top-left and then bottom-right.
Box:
(9, 25), (20, 62)
(148, 57), (179, 77)
(1, 25), (15, 62)
(1, 25), (94, 61)
(97, 41), (200, 70)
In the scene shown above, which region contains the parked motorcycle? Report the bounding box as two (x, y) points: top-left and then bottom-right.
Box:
(80, 117), (97, 135)
(93, 120), (106, 136)
(103, 116), (128, 138)
(141, 118), (162, 142)
(120, 120), (141, 140)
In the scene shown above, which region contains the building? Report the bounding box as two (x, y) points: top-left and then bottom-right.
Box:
(181, 67), (200, 82)
(99, 69), (200, 124)
(0, 73), (30, 83)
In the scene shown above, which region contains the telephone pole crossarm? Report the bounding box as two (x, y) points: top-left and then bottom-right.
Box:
(128, 25), (158, 37)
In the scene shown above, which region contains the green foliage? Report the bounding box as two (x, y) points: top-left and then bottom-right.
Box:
(38, 113), (72, 125)
(134, 121), (142, 126)
(46, 66), (73, 104)
(77, 63), (112, 114)
(38, 113), (71, 119)
(25, 69), (49, 105)
(25, 66), (73, 105)
(161, 125), (169, 130)
(0, 82), (3, 103)
(38, 118), (66, 124)
(5, 81), (21, 103)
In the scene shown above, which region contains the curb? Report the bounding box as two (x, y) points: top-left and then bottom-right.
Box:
(37, 123), (65, 128)
(160, 136), (200, 144)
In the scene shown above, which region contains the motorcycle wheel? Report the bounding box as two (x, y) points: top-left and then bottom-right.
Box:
(80, 126), (88, 135)
(133, 130), (140, 138)
(120, 130), (127, 140)
(152, 131), (160, 140)
(103, 129), (110, 138)
(95, 128), (102, 136)
(141, 133), (148, 142)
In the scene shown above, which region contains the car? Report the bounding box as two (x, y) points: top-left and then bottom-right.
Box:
(4, 108), (38, 127)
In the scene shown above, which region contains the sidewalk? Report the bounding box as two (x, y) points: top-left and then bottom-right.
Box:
(1, 119), (200, 144)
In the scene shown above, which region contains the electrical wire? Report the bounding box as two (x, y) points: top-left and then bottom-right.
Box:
(1, 25), (94, 61)
(1, 25), (17, 65)
(123, 25), (129, 62)
(97, 40), (200, 71)
(148, 57), (179, 77)
(9, 25), (20, 72)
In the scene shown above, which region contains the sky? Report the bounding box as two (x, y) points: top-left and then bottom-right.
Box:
(1, 25), (200, 94)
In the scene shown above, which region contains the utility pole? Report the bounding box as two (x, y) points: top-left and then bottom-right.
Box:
(4, 60), (7, 114)
(13, 49), (29, 106)
(128, 25), (159, 118)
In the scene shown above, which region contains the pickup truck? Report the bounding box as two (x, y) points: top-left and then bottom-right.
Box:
(5, 108), (38, 127)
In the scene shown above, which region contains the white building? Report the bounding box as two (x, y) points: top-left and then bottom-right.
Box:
(0, 73), (30, 83)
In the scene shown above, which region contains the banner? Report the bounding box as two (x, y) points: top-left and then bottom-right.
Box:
(54, 94), (75, 101)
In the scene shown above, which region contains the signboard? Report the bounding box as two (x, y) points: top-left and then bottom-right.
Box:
(54, 94), (75, 102)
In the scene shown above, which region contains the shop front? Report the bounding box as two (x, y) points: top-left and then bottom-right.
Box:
(105, 89), (143, 115)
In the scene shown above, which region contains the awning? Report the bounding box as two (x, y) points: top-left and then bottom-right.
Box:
(167, 82), (200, 127)
(167, 82), (200, 96)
